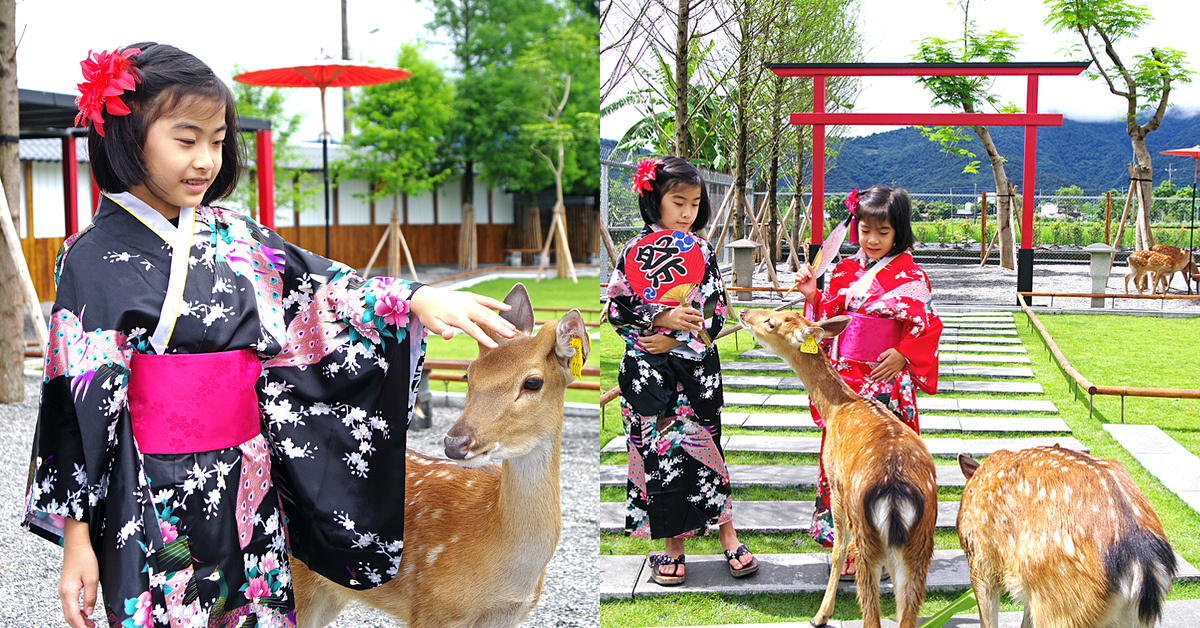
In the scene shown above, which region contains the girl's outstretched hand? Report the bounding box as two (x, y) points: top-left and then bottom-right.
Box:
(410, 286), (517, 349)
(793, 264), (818, 303)
(60, 519), (97, 628)
(868, 348), (908, 382)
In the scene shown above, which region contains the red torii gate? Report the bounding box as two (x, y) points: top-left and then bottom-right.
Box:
(769, 62), (1090, 300)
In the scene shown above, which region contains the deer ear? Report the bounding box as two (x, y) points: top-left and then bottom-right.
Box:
(959, 454), (981, 481)
(820, 315), (851, 338)
(500, 283), (535, 335)
(554, 310), (589, 374)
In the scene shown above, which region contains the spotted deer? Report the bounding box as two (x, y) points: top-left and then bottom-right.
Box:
(1125, 245), (1197, 295)
(738, 309), (937, 628)
(291, 284), (589, 628)
(958, 446), (1176, 628)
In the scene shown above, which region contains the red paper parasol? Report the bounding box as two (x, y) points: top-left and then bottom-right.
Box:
(1159, 144), (1200, 252)
(234, 58), (412, 257)
(624, 230), (706, 305)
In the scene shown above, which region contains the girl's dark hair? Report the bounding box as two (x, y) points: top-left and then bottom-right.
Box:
(87, 42), (243, 206)
(853, 185), (915, 256)
(636, 156), (711, 232)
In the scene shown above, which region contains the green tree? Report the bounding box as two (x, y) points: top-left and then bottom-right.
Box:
(914, 1), (1020, 269)
(1045, 0), (1194, 249)
(1054, 185), (1085, 197)
(230, 67), (315, 223)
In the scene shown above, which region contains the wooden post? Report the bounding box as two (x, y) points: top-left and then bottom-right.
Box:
(0, 183), (48, 351)
(458, 202), (477, 270)
(362, 224), (391, 280)
(1104, 191), (1113, 244)
(980, 190), (988, 264)
(1109, 179), (1136, 271)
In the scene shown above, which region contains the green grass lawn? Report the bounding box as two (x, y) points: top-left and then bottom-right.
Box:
(427, 277), (602, 405)
(597, 308), (1200, 627)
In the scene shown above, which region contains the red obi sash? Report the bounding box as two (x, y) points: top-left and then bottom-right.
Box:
(127, 349), (262, 454)
(838, 312), (904, 363)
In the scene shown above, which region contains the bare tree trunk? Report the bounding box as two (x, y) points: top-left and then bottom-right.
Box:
(970, 122), (1016, 270)
(1131, 132), (1155, 250)
(732, 3), (750, 242)
(673, 0), (690, 158)
(0, 0), (22, 402)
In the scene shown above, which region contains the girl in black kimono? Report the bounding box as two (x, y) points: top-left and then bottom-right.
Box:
(24, 43), (515, 628)
(606, 156), (757, 586)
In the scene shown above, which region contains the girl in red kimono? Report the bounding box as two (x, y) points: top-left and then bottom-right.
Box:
(25, 43), (515, 628)
(792, 185), (942, 578)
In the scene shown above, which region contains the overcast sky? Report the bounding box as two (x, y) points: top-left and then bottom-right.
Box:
(16, 0), (452, 143)
(601, 0), (1200, 141)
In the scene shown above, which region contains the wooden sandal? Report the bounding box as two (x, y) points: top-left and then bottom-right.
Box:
(724, 544), (759, 578)
(649, 553), (686, 586)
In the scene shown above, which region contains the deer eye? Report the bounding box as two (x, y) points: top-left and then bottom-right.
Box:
(523, 378), (543, 391)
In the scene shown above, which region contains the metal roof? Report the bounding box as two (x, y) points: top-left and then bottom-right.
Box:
(20, 136), (357, 172)
(18, 88), (271, 138)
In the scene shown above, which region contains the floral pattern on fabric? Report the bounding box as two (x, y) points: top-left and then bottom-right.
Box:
(24, 193), (426, 626)
(608, 226), (733, 539)
(806, 249), (942, 547)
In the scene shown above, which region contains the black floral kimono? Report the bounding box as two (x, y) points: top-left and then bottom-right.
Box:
(24, 192), (425, 627)
(606, 225), (732, 539)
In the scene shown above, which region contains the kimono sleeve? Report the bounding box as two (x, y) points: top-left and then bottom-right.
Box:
(893, 269), (942, 395)
(606, 243), (672, 343)
(248, 222), (426, 590)
(24, 238), (133, 544)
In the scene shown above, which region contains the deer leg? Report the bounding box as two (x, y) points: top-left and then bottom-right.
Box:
(1019, 606), (1034, 628)
(855, 560), (882, 628)
(972, 579), (1003, 628)
(813, 493), (848, 627)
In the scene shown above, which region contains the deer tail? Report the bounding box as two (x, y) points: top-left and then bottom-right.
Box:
(863, 478), (925, 548)
(1104, 527), (1176, 625)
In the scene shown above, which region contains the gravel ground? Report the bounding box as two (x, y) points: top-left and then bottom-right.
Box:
(0, 377), (598, 628)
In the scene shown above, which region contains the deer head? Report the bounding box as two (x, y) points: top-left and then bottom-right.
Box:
(737, 309), (850, 358)
(443, 283), (589, 467)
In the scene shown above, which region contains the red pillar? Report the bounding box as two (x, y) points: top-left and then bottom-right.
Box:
(810, 74), (826, 254)
(1018, 75), (1039, 299)
(256, 130), (275, 230)
(62, 137), (79, 236)
(90, 176), (100, 215)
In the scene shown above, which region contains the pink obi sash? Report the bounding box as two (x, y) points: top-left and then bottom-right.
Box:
(838, 312), (904, 363)
(127, 349), (262, 455)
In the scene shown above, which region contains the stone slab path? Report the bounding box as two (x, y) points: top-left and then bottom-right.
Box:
(1105, 424), (1200, 514)
(723, 413), (1070, 434)
(601, 434), (1087, 456)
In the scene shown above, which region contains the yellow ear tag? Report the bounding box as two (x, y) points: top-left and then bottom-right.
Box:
(569, 337), (583, 377)
(800, 334), (819, 354)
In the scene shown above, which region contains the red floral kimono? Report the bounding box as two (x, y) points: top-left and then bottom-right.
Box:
(805, 249), (942, 546)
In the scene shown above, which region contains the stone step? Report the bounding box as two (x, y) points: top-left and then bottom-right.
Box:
(601, 435), (1087, 457)
(720, 362), (1035, 379)
(724, 392), (1058, 414)
(600, 464), (967, 488)
(598, 500), (961, 533)
(1105, 424), (1200, 514)
(725, 413), (1071, 434)
(722, 376), (1042, 394)
(939, 335), (1023, 344)
(636, 599), (1200, 628)
(738, 345), (1027, 360)
(941, 323), (1017, 330)
(598, 550), (1200, 600)
(940, 353), (1031, 364)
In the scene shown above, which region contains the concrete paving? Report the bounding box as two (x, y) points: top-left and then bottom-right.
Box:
(939, 335), (1023, 344)
(940, 353), (1031, 364)
(636, 599), (1200, 628)
(599, 464), (968, 489)
(1104, 424), (1200, 514)
(721, 376), (1042, 394)
(937, 344), (1028, 353)
(720, 362), (1034, 379)
(598, 550), (1200, 600)
(722, 412), (1070, 434)
(724, 392), (1058, 414)
(598, 500), (962, 533)
(601, 435), (1087, 456)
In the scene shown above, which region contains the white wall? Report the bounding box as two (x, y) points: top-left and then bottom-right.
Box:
(407, 190), (435, 225)
(337, 179), (371, 226)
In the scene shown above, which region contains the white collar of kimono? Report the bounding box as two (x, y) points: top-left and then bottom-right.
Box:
(106, 191), (196, 355)
(846, 251), (899, 303)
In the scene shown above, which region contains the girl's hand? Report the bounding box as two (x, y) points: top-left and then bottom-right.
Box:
(793, 264), (818, 303)
(638, 333), (682, 354)
(60, 518), (97, 628)
(869, 348), (908, 382)
(410, 287), (517, 349)
(652, 306), (702, 333)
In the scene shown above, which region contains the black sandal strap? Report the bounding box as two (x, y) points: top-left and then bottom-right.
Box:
(650, 553), (685, 567)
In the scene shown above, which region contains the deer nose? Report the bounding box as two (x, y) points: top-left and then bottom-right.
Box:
(444, 435), (472, 460)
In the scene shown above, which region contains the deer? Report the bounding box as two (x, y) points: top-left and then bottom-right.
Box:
(738, 309), (937, 628)
(290, 283), (589, 628)
(957, 446), (1176, 628)
(1125, 245), (1196, 295)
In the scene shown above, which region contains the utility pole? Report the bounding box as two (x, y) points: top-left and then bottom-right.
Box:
(341, 0), (352, 139)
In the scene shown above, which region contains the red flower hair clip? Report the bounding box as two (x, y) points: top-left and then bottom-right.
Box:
(845, 189), (861, 243)
(74, 47), (143, 137)
(632, 158), (663, 196)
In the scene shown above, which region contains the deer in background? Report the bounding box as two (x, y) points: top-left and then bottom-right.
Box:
(958, 446), (1176, 628)
(1125, 245), (1197, 295)
(291, 284), (589, 628)
(739, 309), (937, 628)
